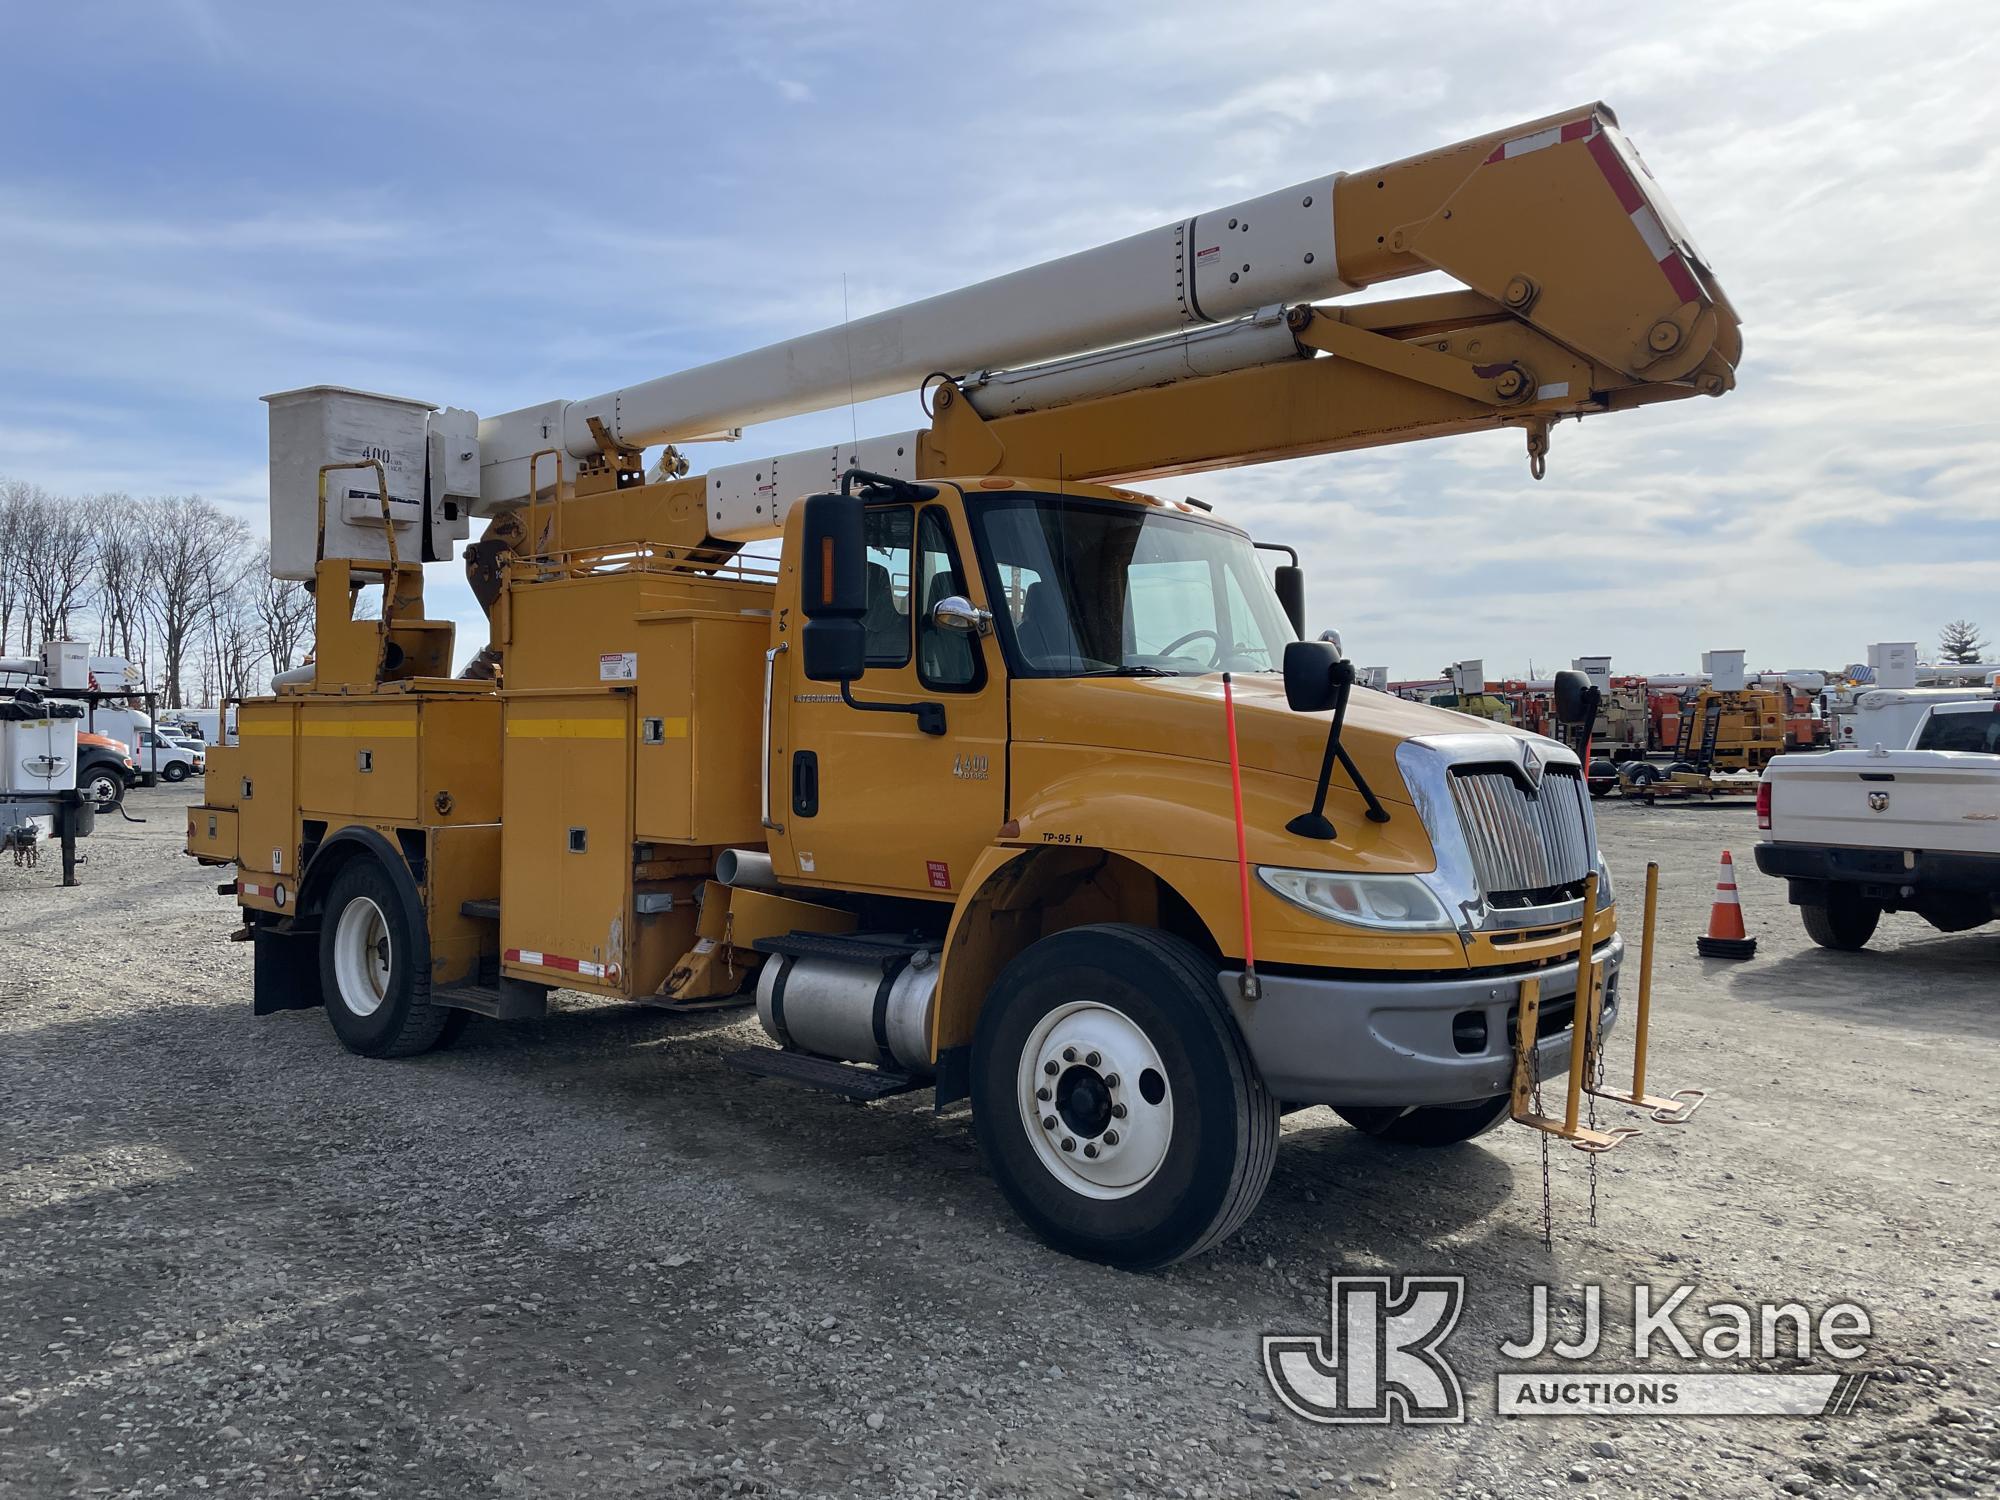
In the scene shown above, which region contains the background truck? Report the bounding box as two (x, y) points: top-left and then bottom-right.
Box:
(85, 706), (205, 784)
(188, 103), (1737, 1267)
(1755, 700), (2000, 949)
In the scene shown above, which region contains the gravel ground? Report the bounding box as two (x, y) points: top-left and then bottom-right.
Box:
(3, 784), (1997, 1499)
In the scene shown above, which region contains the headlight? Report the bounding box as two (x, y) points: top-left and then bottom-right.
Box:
(1257, 867), (1455, 931)
(1594, 854), (1616, 908)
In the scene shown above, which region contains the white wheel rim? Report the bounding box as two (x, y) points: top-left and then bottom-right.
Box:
(1017, 1000), (1174, 1201)
(332, 896), (392, 1018)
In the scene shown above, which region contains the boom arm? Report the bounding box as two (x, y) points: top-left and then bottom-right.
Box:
(482, 102), (1737, 519)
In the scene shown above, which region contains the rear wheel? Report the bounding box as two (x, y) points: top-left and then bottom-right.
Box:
(318, 858), (455, 1057)
(972, 924), (1277, 1269)
(1801, 893), (1881, 951)
(1335, 1094), (1514, 1147)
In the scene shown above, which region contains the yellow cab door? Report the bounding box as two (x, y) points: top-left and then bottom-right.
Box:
(772, 492), (1005, 900)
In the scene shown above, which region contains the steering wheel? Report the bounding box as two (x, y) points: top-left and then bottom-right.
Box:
(1157, 628), (1222, 666)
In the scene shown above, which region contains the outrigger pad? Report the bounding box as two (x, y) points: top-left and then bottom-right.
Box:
(1590, 1085), (1706, 1125)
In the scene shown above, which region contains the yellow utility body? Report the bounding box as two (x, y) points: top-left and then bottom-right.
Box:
(191, 104), (1738, 1266)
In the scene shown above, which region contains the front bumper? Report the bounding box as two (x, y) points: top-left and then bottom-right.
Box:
(1220, 933), (1622, 1108)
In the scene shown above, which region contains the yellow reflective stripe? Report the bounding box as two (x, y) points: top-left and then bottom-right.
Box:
(658, 717), (689, 739)
(505, 718), (626, 739)
(240, 720), (418, 737)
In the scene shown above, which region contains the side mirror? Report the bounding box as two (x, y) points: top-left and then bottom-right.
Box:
(799, 492), (866, 683)
(1553, 669), (1600, 726)
(1273, 565), (1306, 639)
(930, 595), (993, 636)
(1283, 639), (1345, 713)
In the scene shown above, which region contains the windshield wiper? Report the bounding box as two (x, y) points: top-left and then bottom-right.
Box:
(1083, 664), (1182, 677)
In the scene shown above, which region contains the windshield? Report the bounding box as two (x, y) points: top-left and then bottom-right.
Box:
(968, 494), (1294, 677)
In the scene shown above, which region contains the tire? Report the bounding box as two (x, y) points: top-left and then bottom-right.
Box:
(1334, 1094), (1514, 1147)
(162, 762), (188, 783)
(82, 767), (123, 809)
(1801, 894), (1881, 952)
(317, 858), (455, 1057)
(971, 924), (1278, 1270)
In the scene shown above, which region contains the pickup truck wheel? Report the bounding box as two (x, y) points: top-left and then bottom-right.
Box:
(318, 859), (454, 1058)
(83, 768), (123, 809)
(1335, 1094), (1514, 1146)
(1801, 894), (1880, 952)
(161, 762), (188, 783)
(971, 924), (1277, 1270)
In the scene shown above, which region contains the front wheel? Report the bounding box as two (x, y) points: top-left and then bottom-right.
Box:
(318, 858), (456, 1057)
(1801, 893), (1880, 951)
(161, 762), (188, 783)
(83, 768), (123, 809)
(1335, 1094), (1514, 1147)
(971, 924), (1277, 1270)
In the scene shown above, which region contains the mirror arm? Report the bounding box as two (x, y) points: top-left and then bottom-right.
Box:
(1287, 661), (1390, 840)
(839, 680), (946, 737)
(1253, 541), (1300, 566)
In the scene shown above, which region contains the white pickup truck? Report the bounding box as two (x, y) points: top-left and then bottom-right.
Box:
(1755, 699), (2000, 950)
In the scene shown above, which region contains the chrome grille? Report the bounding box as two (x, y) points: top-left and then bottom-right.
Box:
(1447, 765), (1592, 904)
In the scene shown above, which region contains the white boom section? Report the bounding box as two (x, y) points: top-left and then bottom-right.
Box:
(702, 305), (1310, 542)
(478, 176), (1349, 512)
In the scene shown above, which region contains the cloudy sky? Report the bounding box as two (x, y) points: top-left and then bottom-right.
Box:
(4, 1), (1995, 679)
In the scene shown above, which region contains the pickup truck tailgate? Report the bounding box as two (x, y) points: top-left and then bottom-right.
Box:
(1770, 752), (2000, 856)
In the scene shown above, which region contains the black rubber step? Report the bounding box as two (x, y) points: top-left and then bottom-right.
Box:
(753, 930), (930, 968)
(460, 898), (501, 921)
(724, 1047), (925, 1101)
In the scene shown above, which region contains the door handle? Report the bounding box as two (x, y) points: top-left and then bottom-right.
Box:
(792, 751), (819, 818)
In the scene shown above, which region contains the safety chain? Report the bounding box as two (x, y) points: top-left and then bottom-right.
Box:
(1586, 997), (1604, 1229)
(1530, 1020), (1553, 1250)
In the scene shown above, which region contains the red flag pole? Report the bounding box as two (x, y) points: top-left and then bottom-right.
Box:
(1222, 673), (1260, 1000)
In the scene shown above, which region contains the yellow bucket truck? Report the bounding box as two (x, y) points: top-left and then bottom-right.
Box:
(190, 104), (1736, 1266)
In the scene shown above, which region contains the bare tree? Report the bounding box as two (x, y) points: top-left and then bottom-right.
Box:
(0, 479), (29, 655)
(198, 552), (265, 705)
(19, 486), (96, 649)
(89, 493), (151, 668)
(1939, 619), (1990, 665)
(144, 494), (247, 706)
(255, 547), (314, 673)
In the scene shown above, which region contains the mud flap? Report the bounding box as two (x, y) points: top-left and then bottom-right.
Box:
(252, 922), (322, 1015)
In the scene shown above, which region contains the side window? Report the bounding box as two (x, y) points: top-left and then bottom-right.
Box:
(915, 508), (984, 692)
(862, 506), (913, 667)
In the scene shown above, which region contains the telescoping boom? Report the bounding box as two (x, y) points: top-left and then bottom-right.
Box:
(475, 101), (1738, 529)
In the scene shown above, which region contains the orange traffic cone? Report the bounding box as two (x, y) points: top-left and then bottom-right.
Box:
(1695, 849), (1757, 958)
